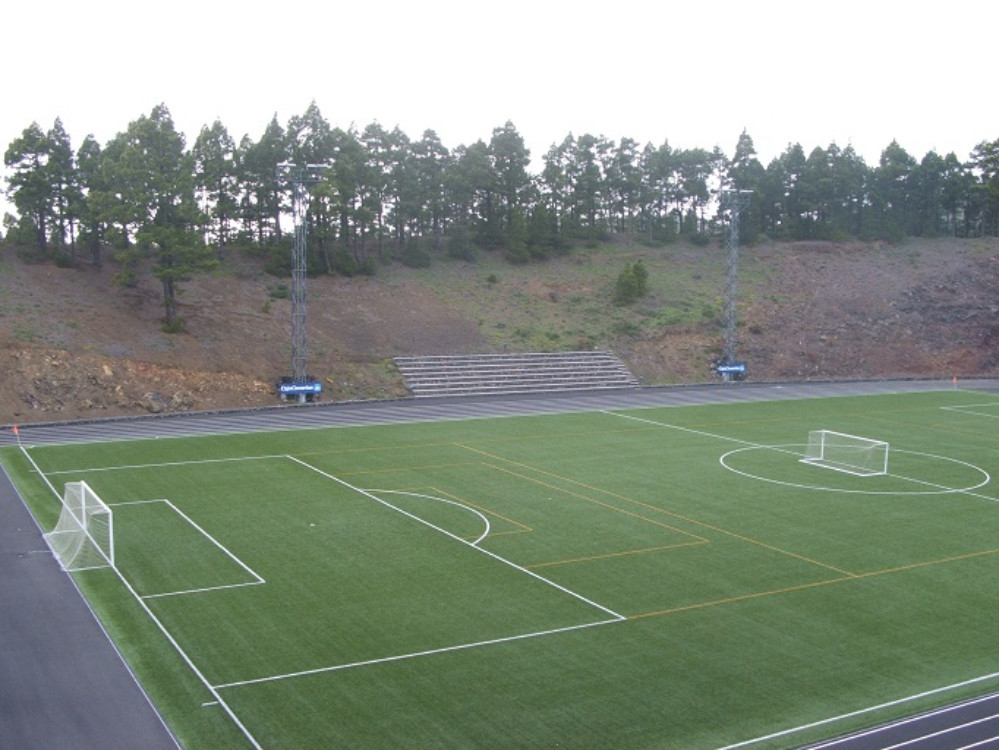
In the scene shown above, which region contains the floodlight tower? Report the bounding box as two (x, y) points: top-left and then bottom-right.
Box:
(276, 163), (325, 402)
(719, 189), (752, 380)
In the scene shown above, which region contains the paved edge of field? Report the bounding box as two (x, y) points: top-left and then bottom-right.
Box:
(1, 378), (997, 750)
(0, 465), (180, 750)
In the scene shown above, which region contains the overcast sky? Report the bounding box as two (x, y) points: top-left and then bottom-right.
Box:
(3, 0), (997, 190)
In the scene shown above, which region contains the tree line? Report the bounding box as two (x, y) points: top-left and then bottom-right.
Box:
(4, 101), (999, 324)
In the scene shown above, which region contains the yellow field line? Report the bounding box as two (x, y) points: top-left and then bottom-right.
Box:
(429, 486), (534, 533)
(293, 424), (661, 461)
(333, 461), (481, 477)
(458, 443), (857, 578)
(630, 576), (854, 619)
(631, 545), (999, 620)
(293, 439), (462, 457)
(480, 460), (709, 543)
(527, 541), (708, 570)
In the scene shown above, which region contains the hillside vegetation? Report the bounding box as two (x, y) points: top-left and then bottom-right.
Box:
(1, 236), (997, 425)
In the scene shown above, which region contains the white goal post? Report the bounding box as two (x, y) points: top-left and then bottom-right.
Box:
(43, 481), (115, 572)
(800, 430), (889, 477)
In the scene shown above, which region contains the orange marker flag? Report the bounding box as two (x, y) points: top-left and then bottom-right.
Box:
(12, 425), (17, 436)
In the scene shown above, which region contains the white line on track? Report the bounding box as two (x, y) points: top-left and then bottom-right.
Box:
(718, 664), (999, 748)
(872, 712), (999, 749)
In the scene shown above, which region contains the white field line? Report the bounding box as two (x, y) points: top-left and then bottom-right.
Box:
(367, 488), (492, 546)
(44, 454), (288, 475)
(19, 445), (264, 750)
(18, 443), (62, 498)
(285, 455), (625, 622)
(105, 498), (266, 600)
(721, 446), (995, 501)
(884, 464), (996, 502)
(600, 409), (782, 450)
(143, 580), (264, 599)
(941, 402), (999, 420)
(604, 410), (997, 502)
(214, 616), (622, 691)
(606, 409), (999, 747)
(600, 410), (824, 469)
(719, 675), (999, 749)
(151, 499), (264, 590)
(210, 456), (631, 692)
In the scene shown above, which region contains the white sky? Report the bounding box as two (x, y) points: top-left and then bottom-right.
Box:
(3, 0), (997, 198)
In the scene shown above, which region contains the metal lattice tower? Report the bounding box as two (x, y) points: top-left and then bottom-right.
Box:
(276, 163), (324, 391)
(721, 190), (752, 365)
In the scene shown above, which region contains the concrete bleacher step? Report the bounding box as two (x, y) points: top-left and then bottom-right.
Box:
(394, 351), (640, 398)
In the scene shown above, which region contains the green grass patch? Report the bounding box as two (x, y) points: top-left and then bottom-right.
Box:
(402, 240), (738, 354)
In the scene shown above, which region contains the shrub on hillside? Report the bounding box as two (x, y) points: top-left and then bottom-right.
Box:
(613, 260), (649, 305)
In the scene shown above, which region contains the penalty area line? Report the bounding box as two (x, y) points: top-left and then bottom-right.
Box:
(213, 616), (623, 691)
(286, 455), (625, 621)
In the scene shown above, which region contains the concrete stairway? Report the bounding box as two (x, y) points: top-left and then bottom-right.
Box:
(394, 351), (640, 398)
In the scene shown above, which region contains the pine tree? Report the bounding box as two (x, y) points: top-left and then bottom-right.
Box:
(111, 105), (217, 329)
(4, 121), (53, 254)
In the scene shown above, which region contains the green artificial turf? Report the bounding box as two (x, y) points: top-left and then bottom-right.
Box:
(4, 389), (999, 748)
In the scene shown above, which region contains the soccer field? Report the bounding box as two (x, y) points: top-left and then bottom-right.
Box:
(4, 388), (999, 748)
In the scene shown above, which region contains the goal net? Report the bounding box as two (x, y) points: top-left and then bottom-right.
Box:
(800, 430), (889, 477)
(43, 481), (115, 572)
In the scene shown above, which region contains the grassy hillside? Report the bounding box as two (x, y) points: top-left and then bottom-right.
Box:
(1, 235), (997, 424)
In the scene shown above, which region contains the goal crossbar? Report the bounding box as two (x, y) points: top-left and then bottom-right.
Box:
(800, 430), (889, 477)
(43, 480), (115, 571)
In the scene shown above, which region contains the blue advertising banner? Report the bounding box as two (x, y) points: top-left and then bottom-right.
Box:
(279, 381), (323, 395)
(715, 362), (747, 374)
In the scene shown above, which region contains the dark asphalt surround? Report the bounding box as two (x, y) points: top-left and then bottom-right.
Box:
(0, 466), (179, 750)
(3, 379), (998, 749)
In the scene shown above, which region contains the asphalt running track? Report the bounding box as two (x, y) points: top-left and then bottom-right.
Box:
(799, 691), (999, 749)
(3, 378), (999, 749)
(6, 378), (999, 449)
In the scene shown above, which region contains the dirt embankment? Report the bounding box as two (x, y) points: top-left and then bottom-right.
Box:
(1, 237), (997, 425)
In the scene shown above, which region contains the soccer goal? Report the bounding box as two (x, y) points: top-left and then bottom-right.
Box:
(43, 481), (115, 572)
(800, 430), (889, 477)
